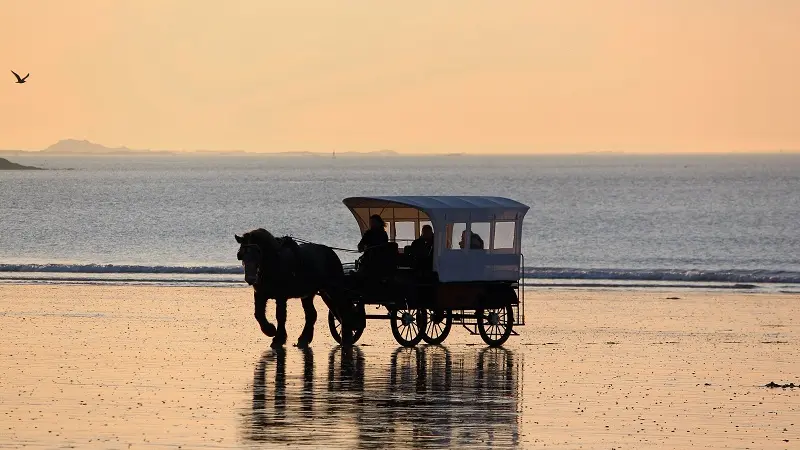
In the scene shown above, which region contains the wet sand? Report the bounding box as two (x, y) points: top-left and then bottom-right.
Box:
(1, 285), (798, 449)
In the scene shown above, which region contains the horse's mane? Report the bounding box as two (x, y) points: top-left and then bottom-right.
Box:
(243, 228), (281, 252)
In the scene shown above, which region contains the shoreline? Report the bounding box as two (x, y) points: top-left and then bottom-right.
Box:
(1, 278), (798, 295)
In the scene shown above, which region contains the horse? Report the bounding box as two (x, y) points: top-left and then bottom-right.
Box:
(235, 228), (361, 348)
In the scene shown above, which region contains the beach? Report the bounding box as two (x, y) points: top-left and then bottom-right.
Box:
(1, 284), (797, 448)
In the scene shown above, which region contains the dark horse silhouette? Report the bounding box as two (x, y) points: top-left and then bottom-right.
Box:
(235, 228), (361, 348)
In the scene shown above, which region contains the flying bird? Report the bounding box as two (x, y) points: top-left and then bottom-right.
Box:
(11, 70), (29, 84)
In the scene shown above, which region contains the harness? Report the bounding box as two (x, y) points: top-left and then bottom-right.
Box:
(276, 236), (303, 280)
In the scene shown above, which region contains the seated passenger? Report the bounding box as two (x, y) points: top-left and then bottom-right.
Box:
(409, 225), (434, 269)
(357, 214), (389, 252)
(472, 233), (484, 249)
(458, 230), (484, 249)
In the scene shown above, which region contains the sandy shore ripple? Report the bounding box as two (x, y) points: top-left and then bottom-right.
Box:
(1, 285), (798, 448)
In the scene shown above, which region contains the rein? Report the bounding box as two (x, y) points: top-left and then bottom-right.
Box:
(288, 236), (361, 254)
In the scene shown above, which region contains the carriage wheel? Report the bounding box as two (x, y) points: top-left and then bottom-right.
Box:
(421, 309), (453, 345)
(390, 307), (425, 347)
(477, 305), (514, 347)
(328, 310), (364, 345)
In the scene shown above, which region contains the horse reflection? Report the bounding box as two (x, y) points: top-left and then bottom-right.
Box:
(246, 347), (312, 443)
(242, 345), (521, 448)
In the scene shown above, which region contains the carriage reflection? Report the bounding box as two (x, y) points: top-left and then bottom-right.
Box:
(242, 345), (521, 448)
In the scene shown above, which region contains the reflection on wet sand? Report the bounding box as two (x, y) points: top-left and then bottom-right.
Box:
(242, 346), (522, 448)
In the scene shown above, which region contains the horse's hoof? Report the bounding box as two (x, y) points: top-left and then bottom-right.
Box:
(270, 339), (285, 349)
(262, 323), (277, 337)
(295, 331), (313, 348)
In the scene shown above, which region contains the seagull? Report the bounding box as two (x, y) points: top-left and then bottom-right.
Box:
(11, 70), (29, 84)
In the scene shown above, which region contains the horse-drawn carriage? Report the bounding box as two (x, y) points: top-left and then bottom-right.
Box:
(328, 196), (529, 347)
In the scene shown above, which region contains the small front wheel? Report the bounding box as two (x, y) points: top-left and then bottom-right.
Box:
(477, 305), (514, 347)
(328, 310), (364, 345)
(421, 309), (452, 345)
(390, 307), (426, 347)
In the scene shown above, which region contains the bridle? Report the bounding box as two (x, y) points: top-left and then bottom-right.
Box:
(237, 243), (264, 285)
(237, 243), (262, 260)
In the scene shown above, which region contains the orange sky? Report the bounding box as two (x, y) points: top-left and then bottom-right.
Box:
(2, 0), (799, 154)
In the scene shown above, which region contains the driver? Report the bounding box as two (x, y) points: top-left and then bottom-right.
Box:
(357, 214), (389, 252)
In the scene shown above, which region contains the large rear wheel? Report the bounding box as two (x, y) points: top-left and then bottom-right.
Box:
(390, 307), (425, 347)
(328, 310), (364, 345)
(477, 305), (514, 347)
(421, 309), (452, 345)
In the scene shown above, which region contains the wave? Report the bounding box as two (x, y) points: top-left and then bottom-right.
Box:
(523, 267), (800, 284)
(1, 264), (799, 284)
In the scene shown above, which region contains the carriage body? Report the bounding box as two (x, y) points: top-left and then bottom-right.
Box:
(332, 196), (529, 347)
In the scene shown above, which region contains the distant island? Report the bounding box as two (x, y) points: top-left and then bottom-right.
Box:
(0, 157), (44, 170)
(2, 139), (401, 157)
(41, 139), (170, 155)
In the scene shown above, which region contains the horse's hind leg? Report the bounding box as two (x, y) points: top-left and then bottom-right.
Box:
(254, 290), (276, 337)
(271, 297), (288, 349)
(296, 295), (317, 348)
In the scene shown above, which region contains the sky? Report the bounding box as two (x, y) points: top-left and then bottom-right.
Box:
(2, 0), (799, 154)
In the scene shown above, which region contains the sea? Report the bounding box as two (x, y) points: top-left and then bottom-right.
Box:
(1, 153), (798, 292)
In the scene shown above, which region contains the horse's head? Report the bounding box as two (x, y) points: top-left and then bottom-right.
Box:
(235, 229), (280, 286)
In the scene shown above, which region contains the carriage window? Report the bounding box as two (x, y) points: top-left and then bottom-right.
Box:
(493, 221), (516, 249)
(470, 222), (490, 250)
(383, 220), (392, 239)
(448, 223), (467, 249)
(394, 221), (415, 243)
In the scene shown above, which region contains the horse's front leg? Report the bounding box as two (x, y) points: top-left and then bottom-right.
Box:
(271, 297), (288, 349)
(296, 294), (317, 348)
(254, 290), (277, 337)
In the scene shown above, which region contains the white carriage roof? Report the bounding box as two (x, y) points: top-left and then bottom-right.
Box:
(343, 196), (529, 214)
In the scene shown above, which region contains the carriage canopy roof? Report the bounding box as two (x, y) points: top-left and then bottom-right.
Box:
(343, 196), (529, 230)
(343, 195), (528, 211)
